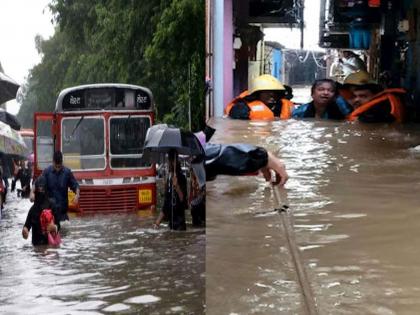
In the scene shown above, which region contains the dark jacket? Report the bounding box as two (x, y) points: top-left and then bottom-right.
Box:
(42, 165), (79, 220)
(204, 143), (268, 181)
(24, 198), (60, 246)
(162, 168), (187, 231)
(292, 96), (352, 120)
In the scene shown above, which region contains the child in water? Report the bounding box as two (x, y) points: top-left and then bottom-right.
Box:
(22, 176), (60, 246)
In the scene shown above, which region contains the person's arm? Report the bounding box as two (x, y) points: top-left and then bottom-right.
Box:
(205, 143), (288, 186)
(73, 187), (80, 204)
(47, 222), (58, 233)
(68, 170), (80, 204)
(153, 211), (165, 229)
(50, 205), (61, 232)
(22, 208), (33, 239)
(260, 151), (288, 186)
(22, 226), (29, 239)
(227, 100), (251, 119)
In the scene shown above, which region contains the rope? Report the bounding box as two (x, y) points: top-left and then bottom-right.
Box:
(272, 186), (318, 315)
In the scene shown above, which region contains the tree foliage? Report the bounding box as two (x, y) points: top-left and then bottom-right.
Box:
(145, 0), (205, 129)
(17, 0), (205, 131)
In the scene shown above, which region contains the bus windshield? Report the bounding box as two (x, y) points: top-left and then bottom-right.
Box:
(62, 116), (105, 170)
(109, 115), (151, 168)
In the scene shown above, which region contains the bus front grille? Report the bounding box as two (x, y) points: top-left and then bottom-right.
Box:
(79, 187), (138, 213)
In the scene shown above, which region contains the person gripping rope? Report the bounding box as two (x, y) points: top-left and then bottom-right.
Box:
(152, 126), (289, 230)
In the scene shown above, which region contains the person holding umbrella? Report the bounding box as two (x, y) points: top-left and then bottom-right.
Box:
(144, 124), (289, 230)
(153, 150), (188, 230)
(143, 125), (203, 230)
(0, 72), (20, 106)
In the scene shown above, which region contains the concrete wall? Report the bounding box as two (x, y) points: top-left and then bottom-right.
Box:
(212, 0), (233, 117)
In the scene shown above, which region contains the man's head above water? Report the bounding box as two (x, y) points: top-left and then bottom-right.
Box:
(248, 74), (286, 105)
(342, 71), (383, 108)
(350, 85), (383, 108)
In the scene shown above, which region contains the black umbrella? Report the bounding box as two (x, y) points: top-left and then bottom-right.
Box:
(0, 108), (21, 131)
(142, 124), (204, 163)
(0, 72), (20, 105)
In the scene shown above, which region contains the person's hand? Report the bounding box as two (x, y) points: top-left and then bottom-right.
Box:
(73, 194), (79, 205)
(47, 223), (57, 233)
(22, 227), (29, 239)
(262, 151), (289, 186)
(153, 222), (160, 229)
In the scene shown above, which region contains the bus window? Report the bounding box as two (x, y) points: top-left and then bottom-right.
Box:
(124, 90), (135, 108)
(109, 116), (151, 168)
(61, 116), (105, 170)
(36, 120), (54, 170)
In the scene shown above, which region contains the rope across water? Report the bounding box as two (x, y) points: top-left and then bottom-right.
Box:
(272, 185), (318, 315)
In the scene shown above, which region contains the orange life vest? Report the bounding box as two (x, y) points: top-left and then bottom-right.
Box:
(347, 88), (406, 123)
(225, 90), (293, 120)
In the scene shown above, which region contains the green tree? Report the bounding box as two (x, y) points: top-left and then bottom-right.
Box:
(17, 0), (205, 131)
(144, 0), (205, 130)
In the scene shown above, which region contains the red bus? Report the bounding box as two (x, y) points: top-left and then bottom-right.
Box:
(34, 83), (156, 214)
(18, 128), (34, 154)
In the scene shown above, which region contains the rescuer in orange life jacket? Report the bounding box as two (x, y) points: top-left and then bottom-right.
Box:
(340, 70), (406, 123)
(225, 74), (294, 120)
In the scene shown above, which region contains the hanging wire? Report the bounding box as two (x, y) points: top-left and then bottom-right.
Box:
(311, 50), (327, 69)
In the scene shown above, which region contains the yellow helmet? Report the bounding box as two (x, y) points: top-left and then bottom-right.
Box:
(248, 74), (285, 95)
(343, 70), (377, 85)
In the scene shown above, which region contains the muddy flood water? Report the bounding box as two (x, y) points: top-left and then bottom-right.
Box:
(2, 117), (420, 315)
(206, 117), (420, 315)
(0, 193), (205, 314)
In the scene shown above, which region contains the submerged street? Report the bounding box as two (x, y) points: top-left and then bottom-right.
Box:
(0, 194), (205, 314)
(2, 117), (420, 314)
(206, 117), (420, 314)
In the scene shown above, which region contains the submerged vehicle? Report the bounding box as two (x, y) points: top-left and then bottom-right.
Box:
(33, 83), (156, 214)
(18, 128), (34, 154)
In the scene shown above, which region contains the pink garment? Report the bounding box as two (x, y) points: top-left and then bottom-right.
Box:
(40, 208), (61, 246)
(48, 232), (62, 246)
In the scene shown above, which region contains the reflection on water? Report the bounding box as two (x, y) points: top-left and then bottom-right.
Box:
(0, 195), (204, 314)
(207, 118), (420, 314)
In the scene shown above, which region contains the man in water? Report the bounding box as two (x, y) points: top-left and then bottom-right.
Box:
(31, 151), (80, 222)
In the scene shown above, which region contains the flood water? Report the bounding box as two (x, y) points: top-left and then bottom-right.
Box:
(2, 117), (420, 315)
(206, 117), (420, 315)
(0, 192), (205, 314)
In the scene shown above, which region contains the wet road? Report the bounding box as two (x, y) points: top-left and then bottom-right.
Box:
(0, 192), (205, 314)
(3, 117), (420, 314)
(206, 117), (420, 314)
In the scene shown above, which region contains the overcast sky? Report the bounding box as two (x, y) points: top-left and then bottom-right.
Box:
(0, 1), (321, 115)
(0, 0), (55, 114)
(264, 0), (322, 51)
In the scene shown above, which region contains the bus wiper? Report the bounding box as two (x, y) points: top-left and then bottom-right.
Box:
(71, 116), (85, 137)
